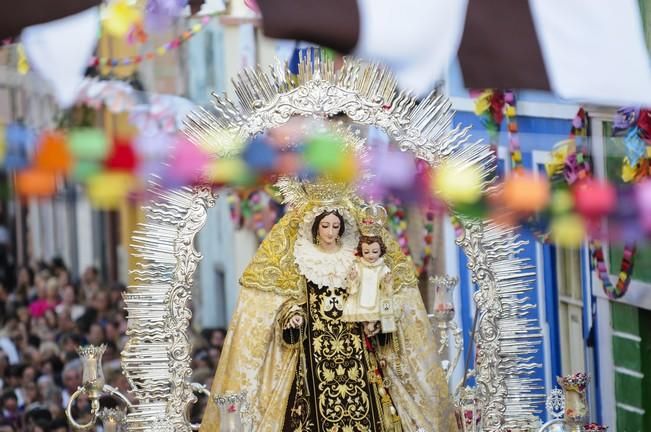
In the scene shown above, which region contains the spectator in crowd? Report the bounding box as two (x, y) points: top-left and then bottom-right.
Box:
(55, 284), (85, 322)
(49, 418), (70, 432)
(208, 346), (221, 368)
(202, 327), (227, 349)
(0, 329), (19, 366)
(59, 333), (81, 363)
(1, 391), (20, 424)
(28, 276), (58, 318)
(24, 407), (52, 432)
(79, 266), (99, 303)
(4, 366), (25, 407)
(0, 351), (7, 390)
(86, 323), (105, 347)
(13, 266), (33, 305)
(60, 363), (81, 408)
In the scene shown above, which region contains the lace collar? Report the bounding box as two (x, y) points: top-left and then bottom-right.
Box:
(293, 205), (359, 288)
(358, 257), (386, 269)
(294, 238), (356, 288)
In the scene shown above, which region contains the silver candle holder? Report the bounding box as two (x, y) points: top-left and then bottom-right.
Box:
(98, 407), (127, 432)
(212, 391), (253, 432)
(428, 275), (463, 381)
(538, 373), (608, 432)
(65, 345), (132, 430)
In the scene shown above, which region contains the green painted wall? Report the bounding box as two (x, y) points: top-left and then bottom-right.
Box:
(640, 310), (651, 432)
(611, 303), (651, 432)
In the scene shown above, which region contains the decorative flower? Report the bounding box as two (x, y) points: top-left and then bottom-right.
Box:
(637, 109), (651, 143)
(558, 372), (589, 391)
(103, 0), (143, 37)
(489, 91), (505, 125)
(624, 126), (645, 167)
(502, 171), (550, 213)
(584, 423), (608, 431)
(613, 106), (639, 133)
(127, 22), (148, 44)
(433, 161), (482, 205)
(572, 179), (616, 220)
(243, 0), (259, 12)
(564, 153), (580, 185)
(145, 0), (188, 32)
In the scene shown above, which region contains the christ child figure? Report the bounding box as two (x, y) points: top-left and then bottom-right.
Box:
(342, 232), (394, 336)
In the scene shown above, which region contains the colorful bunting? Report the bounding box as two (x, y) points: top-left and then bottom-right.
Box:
(87, 172), (134, 208)
(102, 0), (143, 38)
(433, 162), (482, 206)
(68, 128), (109, 160)
(90, 16), (211, 67)
(34, 131), (72, 174)
(15, 169), (57, 198)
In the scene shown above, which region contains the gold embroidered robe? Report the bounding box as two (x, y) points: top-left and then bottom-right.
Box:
(200, 205), (457, 432)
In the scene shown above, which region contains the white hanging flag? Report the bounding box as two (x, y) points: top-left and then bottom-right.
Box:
(21, 7), (100, 108)
(529, 0), (651, 106)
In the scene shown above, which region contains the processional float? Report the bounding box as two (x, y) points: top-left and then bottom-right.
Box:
(64, 50), (603, 432)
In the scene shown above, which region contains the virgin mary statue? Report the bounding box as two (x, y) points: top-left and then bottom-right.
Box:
(200, 180), (456, 432)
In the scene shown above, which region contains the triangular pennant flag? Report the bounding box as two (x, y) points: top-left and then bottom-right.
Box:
(21, 7), (100, 108)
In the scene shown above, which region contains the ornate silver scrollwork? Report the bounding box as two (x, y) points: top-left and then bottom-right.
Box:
(546, 388), (565, 420)
(455, 220), (545, 431)
(122, 185), (216, 431)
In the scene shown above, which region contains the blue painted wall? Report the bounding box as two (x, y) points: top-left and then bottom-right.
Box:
(451, 109), (574, 418)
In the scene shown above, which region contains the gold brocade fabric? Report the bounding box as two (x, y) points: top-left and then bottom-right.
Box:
(284, 280), (385, 432)
(239, 210), (306, 300)
(200, 201), (457, 432)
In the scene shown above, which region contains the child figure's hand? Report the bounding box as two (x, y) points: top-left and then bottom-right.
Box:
(348, 265), (359, 282)
(383, 272), (393, 287)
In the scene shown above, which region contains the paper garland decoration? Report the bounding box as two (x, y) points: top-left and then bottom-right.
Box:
(592, 239), (635, 299)
(16, 169), (57, 197)
(473, 88), (637, 298)
(589, 109), (651, 299)
(102, 0), (143, 37)
(34, 131), (72, 173)
(90, 15), (211, 67)
(3, 15), (211, 74)
(87, 171), (134, 208)
(386, 197), (410, 256)
(417, 209), (435, 275)
(4, 122), (34, 170)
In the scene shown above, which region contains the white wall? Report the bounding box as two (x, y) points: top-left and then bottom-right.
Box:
(197, 196), (258, 328)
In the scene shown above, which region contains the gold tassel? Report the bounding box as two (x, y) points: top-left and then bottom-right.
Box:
(392, 330), (404, 380)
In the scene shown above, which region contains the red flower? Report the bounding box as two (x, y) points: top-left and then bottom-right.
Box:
(490, 91), (506, 124)
(637, 109), (651, 143)
(105, 138), (139, 172)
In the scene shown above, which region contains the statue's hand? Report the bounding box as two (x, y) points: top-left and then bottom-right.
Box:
(363, 321), (381, 337)
(285, 314), (304, 329)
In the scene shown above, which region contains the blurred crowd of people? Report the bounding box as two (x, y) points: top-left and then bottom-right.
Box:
(0, 257), (226, 431)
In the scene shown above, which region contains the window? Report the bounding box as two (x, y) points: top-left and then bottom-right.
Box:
(640, 0), (651, 51)
(604, 121), (651, 284)
(556, 246), (586, 375)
